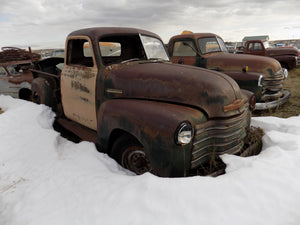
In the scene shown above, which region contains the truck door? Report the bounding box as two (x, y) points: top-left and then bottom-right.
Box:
(169, 39), (197, 66)
(61, 37), (98, 130)
(245, 41), (265, 56)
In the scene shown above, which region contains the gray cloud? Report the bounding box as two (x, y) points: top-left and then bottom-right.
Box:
(0, 0), (300, 48)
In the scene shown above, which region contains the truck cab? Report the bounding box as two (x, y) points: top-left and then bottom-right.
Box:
(243, 40), (300, 70)
(31, 27), (262, 177)
(168, 32), (291, 110)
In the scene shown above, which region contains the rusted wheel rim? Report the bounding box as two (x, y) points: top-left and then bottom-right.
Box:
(122, 147), (151, 175)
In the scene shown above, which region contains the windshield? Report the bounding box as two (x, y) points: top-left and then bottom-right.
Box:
(7, 65), (20, 75)
(198, 36), (228, 54)
(263, 41), (270, 48)
(217, 37), (228, 52)
(140, 35), (169, 60)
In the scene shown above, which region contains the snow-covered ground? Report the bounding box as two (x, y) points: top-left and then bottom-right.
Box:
(0, 95), (300, 225)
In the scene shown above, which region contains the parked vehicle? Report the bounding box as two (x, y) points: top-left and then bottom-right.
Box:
(241, 40), (300, 70)
(30, 27), (262, 177)
(0, 47), (40, 100)
(168, 32), (291, 110)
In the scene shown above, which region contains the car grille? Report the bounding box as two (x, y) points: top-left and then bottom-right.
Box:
(261, 69), (285, 101)
(190, 109), (249, 169)
(297, 57), (300, 67)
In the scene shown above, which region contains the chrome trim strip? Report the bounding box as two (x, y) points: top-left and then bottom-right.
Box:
(105, 88), (123, 94)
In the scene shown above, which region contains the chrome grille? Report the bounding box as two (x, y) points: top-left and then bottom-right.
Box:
(261, 69), (285, 101)
(191, 109), (249, 169)
(297, 57), (300, 67)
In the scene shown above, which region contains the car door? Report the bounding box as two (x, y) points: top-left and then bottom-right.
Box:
(169, 39), (197, 66)
(60, 37), (98, 130)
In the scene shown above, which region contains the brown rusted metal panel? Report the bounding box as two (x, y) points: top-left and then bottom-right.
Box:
(100, 62), (245, 118)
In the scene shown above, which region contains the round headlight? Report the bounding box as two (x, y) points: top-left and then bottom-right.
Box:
(175, 122), (194, 145)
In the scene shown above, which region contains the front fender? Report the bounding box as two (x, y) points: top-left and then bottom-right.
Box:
(224, 71), (263, 101)
(273, 55), (296, 70)
(97, 99), (207, 177)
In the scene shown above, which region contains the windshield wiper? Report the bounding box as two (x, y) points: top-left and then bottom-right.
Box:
(183, 42), (201, 55)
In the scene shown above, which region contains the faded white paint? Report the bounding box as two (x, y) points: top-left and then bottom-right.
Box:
(60, 36), (98, 131)
(0, 79), (31, 98)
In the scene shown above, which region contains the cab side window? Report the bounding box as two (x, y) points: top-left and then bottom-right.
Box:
(66, 39), (94, 67)
(249, 42), (263, 50)
(173, 41), (196, 56)
(254, 43), (263, 50)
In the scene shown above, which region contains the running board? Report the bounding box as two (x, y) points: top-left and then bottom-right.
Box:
(55, 118), (98, 143)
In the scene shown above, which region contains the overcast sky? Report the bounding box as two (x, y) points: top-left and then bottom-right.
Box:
(1, 0), (300, 49)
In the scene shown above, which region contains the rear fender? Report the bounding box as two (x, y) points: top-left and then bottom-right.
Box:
(97, 99), (207, 176)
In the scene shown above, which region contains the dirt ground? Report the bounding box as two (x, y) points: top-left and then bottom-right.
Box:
(253, 68), (300, 118)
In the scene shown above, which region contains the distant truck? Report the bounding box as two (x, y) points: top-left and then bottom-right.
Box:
(30, 27), (262, 177)
(240, 40), (300, 70)
(0, 47), (40, 100)
(168, 32), (291, 110)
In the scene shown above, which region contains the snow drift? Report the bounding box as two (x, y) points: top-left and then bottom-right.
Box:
(0, 95), (300, 225)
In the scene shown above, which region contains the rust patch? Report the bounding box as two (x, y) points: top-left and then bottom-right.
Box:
(71, 80), (90, 93)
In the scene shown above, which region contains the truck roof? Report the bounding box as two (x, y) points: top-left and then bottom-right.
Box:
(170, 33), (222, 40)
(68, 27), (162, 40)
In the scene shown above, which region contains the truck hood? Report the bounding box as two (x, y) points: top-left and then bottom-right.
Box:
(102, 62), (245, 118)
(206, 52), (282, 77)
(266, 47), (299, 57)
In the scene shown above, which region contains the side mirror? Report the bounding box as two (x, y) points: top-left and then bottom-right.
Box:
(178, 58), (184, 64)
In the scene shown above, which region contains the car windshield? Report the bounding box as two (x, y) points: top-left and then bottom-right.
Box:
(263, 41), (270, 48)
(140, 35), (169, 61)
(7, 65), (20, 75)
(0, 66), (7, 76)
(198, 36), (228, 54)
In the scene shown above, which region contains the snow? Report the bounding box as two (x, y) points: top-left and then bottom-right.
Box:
(0, 95), (300, 225)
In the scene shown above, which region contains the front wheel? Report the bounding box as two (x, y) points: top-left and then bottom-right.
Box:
(31, 77), (53, 107)
(111, 134), (151, 175)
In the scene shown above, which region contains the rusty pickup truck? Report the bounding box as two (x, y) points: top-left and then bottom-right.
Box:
(0, 47), (40, 100)
(30, 27), (262, 177)
(241, 39), (300, 70)
(168, 32), (291, 110)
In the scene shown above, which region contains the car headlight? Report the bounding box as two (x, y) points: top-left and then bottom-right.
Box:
(258, 75), (264, 87)
(175, 122), (194, 145)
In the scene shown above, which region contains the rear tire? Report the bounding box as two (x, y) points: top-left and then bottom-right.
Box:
(111, 134), (151, 175)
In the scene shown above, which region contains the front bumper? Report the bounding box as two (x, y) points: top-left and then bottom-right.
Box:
(255, 89), (291, 110)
